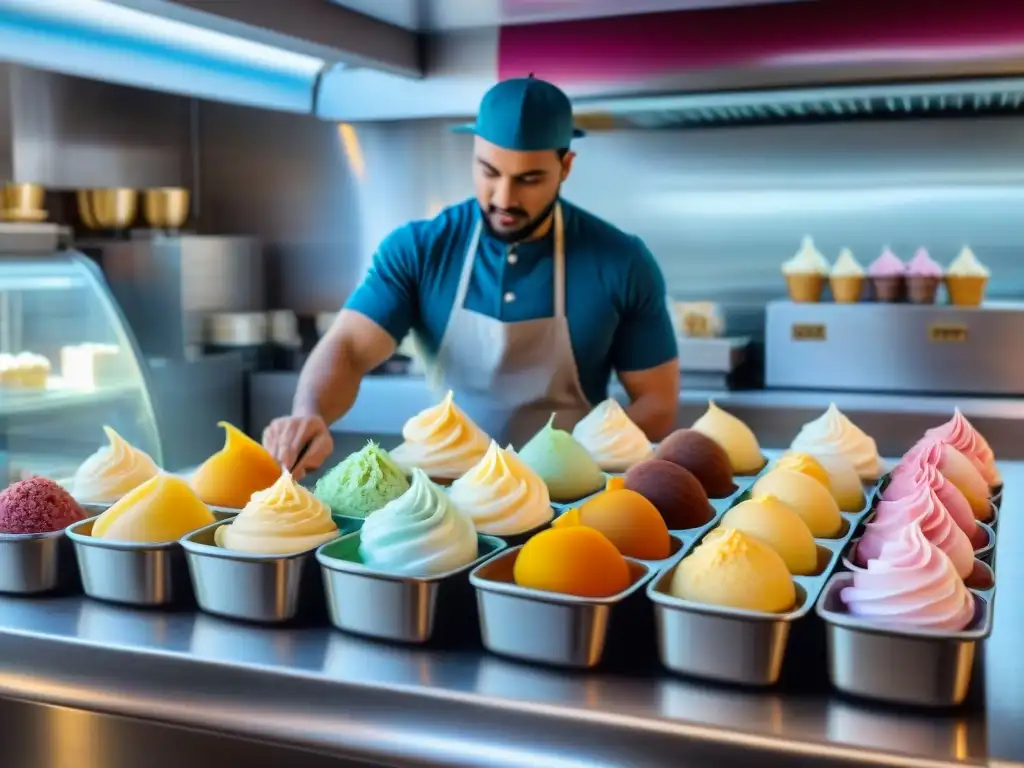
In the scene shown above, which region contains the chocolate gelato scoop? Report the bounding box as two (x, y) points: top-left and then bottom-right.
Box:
(0, 477), (86, 534)
(624, 459), (713, 530)
(654, 429), (736, 498)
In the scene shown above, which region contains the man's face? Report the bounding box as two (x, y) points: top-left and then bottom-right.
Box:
(473, 136), (575, 243)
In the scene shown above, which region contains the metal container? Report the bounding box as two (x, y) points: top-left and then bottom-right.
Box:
(143, 187), (190, 229)
(205, 311), (268, 346)
(66, 516), (194, 606)
(816, 572), (992, 707)
(318, 532), (506, 644)
(78, 188), (138, 229)
(2, 182), (45, 213)
(647, 490), (872, 686)
(470, 546), (652, 668)
(0, 528), (77, 594)
(182, 517), (362, 624)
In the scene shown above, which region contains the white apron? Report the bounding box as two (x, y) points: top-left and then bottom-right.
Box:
(422, 203), (592, 448)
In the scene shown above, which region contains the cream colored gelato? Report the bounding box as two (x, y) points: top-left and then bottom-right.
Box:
(572, 398), (653, 472)
(790, 403), (881, 480)
(691, 400), (764, 474)
(359, 468), (478, 576)
(781, 236), (830, 275)
(831, 249), (864, 277)
(390, 391), (491, 481)
(947, 247), (990, 277)
(449, 441), (552, 535)
(215, 471), (339, 555)
(71, 425), (160, 503)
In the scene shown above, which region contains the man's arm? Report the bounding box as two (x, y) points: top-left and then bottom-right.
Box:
(292, 224), (420, 424)
(611, 237), (680, 441)
(291, 310), (397, 423)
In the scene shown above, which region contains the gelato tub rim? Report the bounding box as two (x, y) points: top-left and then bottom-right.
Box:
(815, 571), (992, 642)
(67, 511), (238, 551)
(317, 530), (507, 584)
(0, 526), (68, 543)
(469, 545), (653, 607)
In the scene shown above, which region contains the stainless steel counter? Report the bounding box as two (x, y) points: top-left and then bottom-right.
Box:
(0, 463), (1021, 766)
(250, 371), (1024, 460)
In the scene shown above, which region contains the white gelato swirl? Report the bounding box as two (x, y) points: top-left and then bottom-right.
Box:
(571, 398), (653, 472)
(449, 441), (552, 535)
(71, 425), (160, 503)
(390, 391), (491, 480)
(831, 249), (864, 277)
(947, 246), (990, 277)
(216, 471), (339, 555)
(781, 236), (830, 275)
(360, 468), (478, 576)
(790, 403), (881, 480)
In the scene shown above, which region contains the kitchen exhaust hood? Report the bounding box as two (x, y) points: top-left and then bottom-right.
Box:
(0, 0), (332, 114)
(317, 0), (1024, 127)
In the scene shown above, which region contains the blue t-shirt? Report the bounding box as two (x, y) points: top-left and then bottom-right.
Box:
(344, 198), (677, 405)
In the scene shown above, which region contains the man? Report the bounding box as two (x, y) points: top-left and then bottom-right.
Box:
(264, 75), (679, 479)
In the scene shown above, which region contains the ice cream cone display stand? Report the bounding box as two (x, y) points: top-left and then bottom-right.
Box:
(1, 391), (1023, 767)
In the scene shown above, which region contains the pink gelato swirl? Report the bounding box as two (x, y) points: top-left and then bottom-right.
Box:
(897, 439), (990, 510)
(856, 484), (973, 579)
(921, 409), (999, 486)
(841, 523), (975, 632)
(867, 248), (905, 277)
(905, 248), (943, 277)
(883, 460), (980, 546)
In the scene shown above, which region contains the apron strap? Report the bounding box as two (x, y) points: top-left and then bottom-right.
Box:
(553, 203), (565, 318)
(454, 217), (483, 310)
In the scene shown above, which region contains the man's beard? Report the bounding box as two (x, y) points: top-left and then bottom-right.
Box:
(480, 195), (559, 244)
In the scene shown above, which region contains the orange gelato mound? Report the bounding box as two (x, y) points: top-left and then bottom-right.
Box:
(554, 487), (670, 560)
(514, 527), (631, 598)
(190, 421), (282, 508)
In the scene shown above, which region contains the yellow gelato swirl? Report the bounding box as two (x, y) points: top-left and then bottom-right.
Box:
(691, 400), (764, 474)
(390, 390), (491, 480)
(93, 473), (215, 543)
(449, 440), (552, 535)
(571, 398), (653, 472)
(215, 471), (339, 555)
(71, 425), (160, 503)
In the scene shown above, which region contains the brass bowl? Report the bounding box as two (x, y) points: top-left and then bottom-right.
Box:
(2, 182), (46, 218)
(76, 190), (97, 229)
(143, 187), (190, 228)
(79, 188), (138, 229)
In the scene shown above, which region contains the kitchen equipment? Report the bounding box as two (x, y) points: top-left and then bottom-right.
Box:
(143, 187), (190, 229)
(765, 300), (1024, 395)
(81, 233), (264, 360)
(78, 188), (138, 230)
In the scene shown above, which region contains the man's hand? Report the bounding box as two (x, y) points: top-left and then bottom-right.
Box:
(262, 414), (334, 481)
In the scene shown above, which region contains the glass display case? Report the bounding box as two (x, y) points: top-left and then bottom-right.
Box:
(0, 252), (161, 484)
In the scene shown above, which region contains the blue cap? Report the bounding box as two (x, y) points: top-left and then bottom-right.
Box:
(453, 75), (585, 151)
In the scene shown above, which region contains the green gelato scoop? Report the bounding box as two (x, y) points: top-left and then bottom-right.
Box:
(314, 441), (410, 518)
(517, 416), (605, 503)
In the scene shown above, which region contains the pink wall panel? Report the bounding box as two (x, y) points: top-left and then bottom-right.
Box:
(498, 0), (1024, 84)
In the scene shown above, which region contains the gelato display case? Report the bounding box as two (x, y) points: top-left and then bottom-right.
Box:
(0, 248), (161, 484)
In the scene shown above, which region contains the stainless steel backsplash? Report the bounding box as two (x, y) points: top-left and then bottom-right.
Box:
(196, 104), (1024, 338)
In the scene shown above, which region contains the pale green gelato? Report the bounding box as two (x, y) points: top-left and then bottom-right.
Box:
(314, 442), (410, 518)
(517, 416), (605, 503)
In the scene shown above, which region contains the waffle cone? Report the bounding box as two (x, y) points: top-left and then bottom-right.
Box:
(786, 273), (825, 303)
(829, 275), (864, 303)
(906, 276), (941, 304)
(945, 275), (987, 307)
(871, 276), (905, 302)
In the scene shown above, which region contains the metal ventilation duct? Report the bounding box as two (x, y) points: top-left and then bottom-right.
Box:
(572, 78), (1024, 130)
